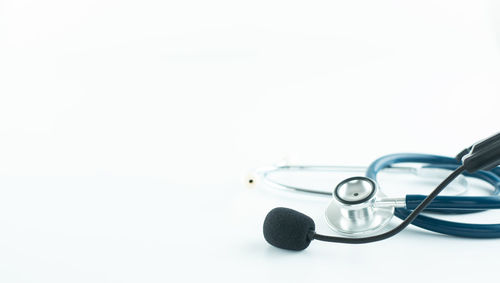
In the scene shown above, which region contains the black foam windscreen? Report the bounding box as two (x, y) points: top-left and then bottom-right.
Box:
(263, 207), (315, 251)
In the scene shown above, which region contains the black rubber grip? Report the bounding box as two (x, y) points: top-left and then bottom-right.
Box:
(462, 138), (500, 173)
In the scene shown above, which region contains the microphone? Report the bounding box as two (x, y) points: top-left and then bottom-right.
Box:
(263, 163), (467, 250)
(263, 207), (316, 251)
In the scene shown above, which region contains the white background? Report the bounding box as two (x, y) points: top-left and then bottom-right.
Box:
(1, 0), (500, 282)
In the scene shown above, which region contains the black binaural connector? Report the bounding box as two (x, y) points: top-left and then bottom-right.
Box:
(458, 132), (500, 173)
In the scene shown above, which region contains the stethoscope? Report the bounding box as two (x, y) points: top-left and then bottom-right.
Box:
(254, 132), (500, 251)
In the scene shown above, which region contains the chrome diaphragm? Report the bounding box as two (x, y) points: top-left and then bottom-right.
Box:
(325, 176), (394, 236)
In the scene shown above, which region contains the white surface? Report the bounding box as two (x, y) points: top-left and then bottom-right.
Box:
(1, 0), (500, 282)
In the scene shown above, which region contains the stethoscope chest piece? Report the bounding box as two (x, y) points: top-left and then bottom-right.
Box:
(325, 176), (394, 236)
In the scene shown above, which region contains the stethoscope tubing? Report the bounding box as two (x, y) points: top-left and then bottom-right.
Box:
(366, 153), (500, 238)
(406, 195), (500, 211)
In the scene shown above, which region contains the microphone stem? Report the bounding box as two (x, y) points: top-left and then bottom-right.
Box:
(313, 165), (466, 244)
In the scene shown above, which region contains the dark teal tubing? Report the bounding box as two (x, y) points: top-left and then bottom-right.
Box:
(366, 153), (500, 238)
